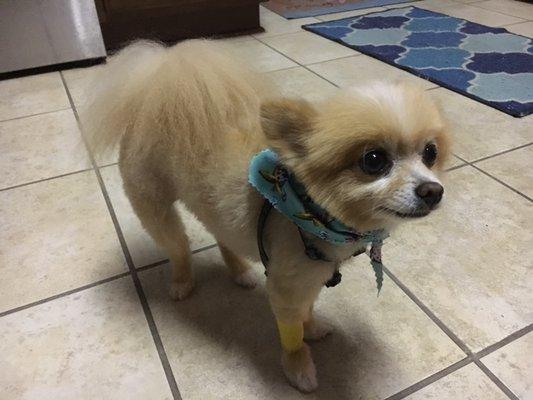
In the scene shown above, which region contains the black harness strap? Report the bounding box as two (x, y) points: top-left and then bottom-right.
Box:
(257, 199), (342, 287)
(257, 200), (273, 273)
(297, 227), (330, 262)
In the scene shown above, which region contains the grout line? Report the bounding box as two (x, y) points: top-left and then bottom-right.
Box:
(386, 324), (533, 399)
(445, 162), (467, 172)
(97, 161), (119, 169)
(0, 243), (219, 320)
(136, 243), (219, 273)
(314, 7), (387, 21)
(469, 142), (533, 165)
(255, 35), (440, 92)
(192, 242), (219, 254)
(475, 324), (533, 359)
(301, 64), (341, 88)
(388, 1), (529, 26)
(383, 265), (473, 355)
(0, 107), (72, 124)
(60, 72), (183, 400)
(298, 65), (341, 88)
(0, 272), (130, 319)
(253, 35), (342, 88)
(471, 165), (533, 202)
(0, 167), (94, 192)
(454, 154), (533, 202)
(384, 356), (472, 400)
(502, 19), (533, 27)
(302, 52), (362, 66)
(136, 259), (171, 273)
(264, 65), (305, 75)
(252, 26), (320, 40)
(408, 0), (528, 25)
(465, 2), (529, 23)
(474, 360), (520, 400)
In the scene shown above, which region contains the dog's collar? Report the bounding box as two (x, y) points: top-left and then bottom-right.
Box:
(249, 149), (388, 292)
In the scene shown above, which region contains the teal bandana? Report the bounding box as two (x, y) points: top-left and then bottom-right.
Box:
(249, 149), (388, 292)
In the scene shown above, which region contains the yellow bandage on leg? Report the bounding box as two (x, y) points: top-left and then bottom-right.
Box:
(277, 320), (304, 353)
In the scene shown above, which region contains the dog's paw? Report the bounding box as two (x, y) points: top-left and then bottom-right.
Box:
(169, 280), (194, 300)
(304, 318), (333, 341)
(281, 343), (318, 393)
(233, 270), (257, 289)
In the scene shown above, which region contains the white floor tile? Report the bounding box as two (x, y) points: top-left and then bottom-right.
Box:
(0, 110), (91, 189)
(308, 54), (436, 89)
(0, 72), (70, 121)
(385, 166), (533, 351)
(267, 67), (338, 102)
(482, 333), (533, 399)
(0, 277), (172, 399)
(260, 31), (358, 65)
(0, 171), (126, 313)
(406, 364), (507, 399)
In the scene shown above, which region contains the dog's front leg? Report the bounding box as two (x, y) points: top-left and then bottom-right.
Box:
(276, 317), (317, 392)
(267, 273), (328, 392)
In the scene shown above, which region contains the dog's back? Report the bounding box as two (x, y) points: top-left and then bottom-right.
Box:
(83, 39), (271, 168)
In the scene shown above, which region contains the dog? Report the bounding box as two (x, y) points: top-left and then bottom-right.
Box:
(84, 39), (450, 392)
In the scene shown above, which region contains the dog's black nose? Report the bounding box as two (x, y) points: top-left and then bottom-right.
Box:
(416, 182), (443, 209)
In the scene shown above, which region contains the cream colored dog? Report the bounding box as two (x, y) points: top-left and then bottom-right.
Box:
(84, 39), (450, 392)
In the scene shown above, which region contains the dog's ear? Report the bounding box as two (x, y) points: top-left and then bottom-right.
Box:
(260, 99), (316, 157)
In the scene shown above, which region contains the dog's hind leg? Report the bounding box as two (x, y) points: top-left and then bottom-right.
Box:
(219, 244), (257, 289)
(304, 304), (333, 341)
(121, 169), (193, 300)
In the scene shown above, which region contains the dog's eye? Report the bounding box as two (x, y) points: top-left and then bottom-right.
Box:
(360, 150), (392, 175)
(423, 143), (438, 167)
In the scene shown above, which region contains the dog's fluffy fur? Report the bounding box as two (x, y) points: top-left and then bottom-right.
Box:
(84, 39), (450, 392)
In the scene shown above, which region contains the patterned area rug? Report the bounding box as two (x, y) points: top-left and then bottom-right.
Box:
(303, 7), (533, 117)
(263, 0), (418, 19)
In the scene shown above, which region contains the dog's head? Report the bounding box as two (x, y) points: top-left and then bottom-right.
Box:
(260, 82), (451, 232)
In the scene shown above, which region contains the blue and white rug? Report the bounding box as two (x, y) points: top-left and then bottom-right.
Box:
(303, 7), (533, 117)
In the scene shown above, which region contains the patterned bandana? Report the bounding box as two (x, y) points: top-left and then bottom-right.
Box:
(249, 149), (388, 292)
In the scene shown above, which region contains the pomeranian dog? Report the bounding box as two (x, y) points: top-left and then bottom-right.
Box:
(84, 39), (450, 392)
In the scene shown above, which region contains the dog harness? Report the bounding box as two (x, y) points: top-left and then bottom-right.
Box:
(249, 149), (388, 292)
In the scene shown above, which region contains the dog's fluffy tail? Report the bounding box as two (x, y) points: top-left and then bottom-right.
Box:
(82, 39), (269, 158)
(81, 40), (166, 156)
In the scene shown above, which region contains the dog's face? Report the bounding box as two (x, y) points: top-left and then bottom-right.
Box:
(261, 82), (451, 232)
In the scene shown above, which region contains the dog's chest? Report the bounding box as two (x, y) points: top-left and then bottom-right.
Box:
(309, 235), (369, 264)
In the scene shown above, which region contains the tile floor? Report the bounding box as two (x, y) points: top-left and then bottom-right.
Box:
(1, 1), (532, 399)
